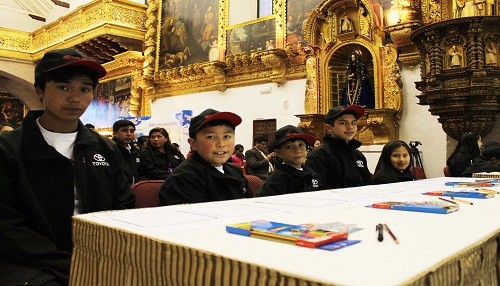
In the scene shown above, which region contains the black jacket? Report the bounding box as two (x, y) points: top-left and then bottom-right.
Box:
(245, 147), (271, 181)
(259, 163), (320, 196)
(0, 111), (135, 285)
(113, 138), (140, 184)
(373, 168), (414, 184)
(137, 146), (185, 181)
(447, 152), (473, 177)
(305, 135), (373, 189)
(461, 156), (500, 177)
(159, 152), (252, 205)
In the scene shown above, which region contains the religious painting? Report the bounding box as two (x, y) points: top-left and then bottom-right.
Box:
(158, 0), (219, 69)
(0, 92), (24, 127)
(226, 16), (276, 56)
(81, 76), (132, 128)
(286, 0), (323, 48)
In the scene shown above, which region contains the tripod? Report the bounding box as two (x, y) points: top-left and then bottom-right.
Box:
(409, 141), (426, 179)
(409, 141), (423, 169)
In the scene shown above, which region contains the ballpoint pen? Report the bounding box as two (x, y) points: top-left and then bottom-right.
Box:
(376, 223), (384, 242)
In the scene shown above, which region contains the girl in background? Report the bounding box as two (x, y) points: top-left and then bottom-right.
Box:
(446, 132), (482, 177)
(373, 140), (414, 184)
(230, 144), (246, 173)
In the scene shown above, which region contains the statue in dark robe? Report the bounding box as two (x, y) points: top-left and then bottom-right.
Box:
(341, 53), (375, 108)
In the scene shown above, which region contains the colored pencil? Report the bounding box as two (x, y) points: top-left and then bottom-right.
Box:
(438, 197), (458, 205)
(451, 197), (473, 205)
(383, 223), (399, 244)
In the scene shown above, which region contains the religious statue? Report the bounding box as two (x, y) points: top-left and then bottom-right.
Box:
(449, 45), (463, 68)
(474, 0), (486, 15)
(339, 12), (354, 34)
(358, 6), (370, 37)
(340, 53), (375, 108)
(456, 0), (465, 17)
(486, 42), (497, 66)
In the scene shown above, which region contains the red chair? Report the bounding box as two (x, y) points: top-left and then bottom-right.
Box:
(131, 180), (164, 208)
(443, 166), (452, 177)
(411, 167), (427, 180)
(244, 175), (264, 197)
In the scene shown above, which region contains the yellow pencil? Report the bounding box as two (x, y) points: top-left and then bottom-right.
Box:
(451, 197), (473, 205)
(479, 188), (499, 194)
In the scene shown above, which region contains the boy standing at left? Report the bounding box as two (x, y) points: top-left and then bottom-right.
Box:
(0, 48), (135, 285)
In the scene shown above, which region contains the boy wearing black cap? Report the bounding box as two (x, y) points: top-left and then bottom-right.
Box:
(113, 119), (140, 184)
(259, 125), (320, 196)
(305, 105), (373, 189)
(0, 48), (135, 285)
(159, 108), (252, 205)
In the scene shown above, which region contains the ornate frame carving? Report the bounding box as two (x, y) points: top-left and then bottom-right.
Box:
(297, 0), (402, 143)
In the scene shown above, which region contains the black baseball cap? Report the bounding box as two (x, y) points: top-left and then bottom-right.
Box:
(189, 108), (242, 138)
(325, 105), (364, 124)
(35, 48), (107, 79)
(270, 125), (315, 151)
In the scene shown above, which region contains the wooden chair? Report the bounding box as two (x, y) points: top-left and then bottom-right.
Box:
(244, 175), (264, 197)
(131, 180), (164, 208)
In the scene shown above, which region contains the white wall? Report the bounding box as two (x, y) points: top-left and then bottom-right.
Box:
(148, 67), (448, 179)
(147, 80), (306, 157)
(228, 0), (258, 26)
(398, 64), (446, 178)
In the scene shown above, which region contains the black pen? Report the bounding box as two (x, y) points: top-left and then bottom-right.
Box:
(376, 223), (384, 242)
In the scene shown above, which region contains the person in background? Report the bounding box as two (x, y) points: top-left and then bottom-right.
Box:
(159, 108), (252, 205)
(373, 140), (414, 184)
(245, 134), (276, 181)
(137, 127), (185, 181)
(230, 144), (246, 173)
(461, 144), (500, 176)
(259, 125), (320, 196)
(307, 137), (322, 152)
(446, 132), (482, 177)
(314, 138), (321, 148)
(0, 122), (14, 135)
(481, 140), (499, 153)
(112, 119), (140, 184)
(0, 48), (135, 285)
(136, 135), (149, 149)
(306, 105), (373, 189)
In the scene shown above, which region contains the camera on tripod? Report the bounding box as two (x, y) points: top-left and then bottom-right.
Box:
(409, 141), (422, 150)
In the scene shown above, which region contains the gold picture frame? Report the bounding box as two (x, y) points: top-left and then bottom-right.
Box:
(225, 15), (277, 56)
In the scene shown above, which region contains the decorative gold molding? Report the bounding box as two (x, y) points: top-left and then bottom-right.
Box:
(154, 61), (227, 97)
(297, 0), (400, 144)
(101, 51), (145, 117)
(0, 28), (32, 60)
(0, 0), (146, 60)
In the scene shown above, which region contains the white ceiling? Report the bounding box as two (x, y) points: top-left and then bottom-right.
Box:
(0, 0), (70, 32)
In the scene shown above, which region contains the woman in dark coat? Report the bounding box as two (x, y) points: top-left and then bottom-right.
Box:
(138, 127), (185, 181)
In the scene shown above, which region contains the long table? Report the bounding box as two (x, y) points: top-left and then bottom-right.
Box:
(70, 178), (500, 285)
